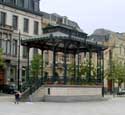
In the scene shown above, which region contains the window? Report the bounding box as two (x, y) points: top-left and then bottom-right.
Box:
(13, 0), (16, 4)
(18, 0), (24, 8)
(34, 21), (39, 35)
(22, 66), (26, 81)
(29, 0), (34, 11)
(22, 46), (27, 58)
(34, 1), (39, 11)
(6, 40), (11, 55)
(24, 0), (29, 9)
(13, 15), (18, 30)
(12, 39), (17, 56)
(3, 33), (8, 39)
(2, 40), (6, 54)
(0, 12), (6, 26)
(23, 18), (29, 33)
(63, 17), (68, 25)
(0, 0), (4, 3)
(10, 66), (16, 81)
(5, 0), (16, 4)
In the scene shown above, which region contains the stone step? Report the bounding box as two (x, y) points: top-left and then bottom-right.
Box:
(0, 96), (14, 102)
(44, 95), (109, 102)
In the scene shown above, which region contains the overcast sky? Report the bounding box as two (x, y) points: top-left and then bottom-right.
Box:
(40, 0), (125, 34)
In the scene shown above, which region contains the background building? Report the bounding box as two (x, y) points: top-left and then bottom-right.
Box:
(0, 0), (42, 86)
(0, 0), (40, 12)
(89, 29), (125, 91)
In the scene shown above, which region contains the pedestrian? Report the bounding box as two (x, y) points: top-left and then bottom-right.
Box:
(29, 95), (32, 102)
(15, 91), (21, 104)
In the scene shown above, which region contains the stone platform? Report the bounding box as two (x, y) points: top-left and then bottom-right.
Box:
(30, 85), (105, 102)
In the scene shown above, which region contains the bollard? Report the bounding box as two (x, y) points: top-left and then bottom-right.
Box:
(48, 88), (50, 95)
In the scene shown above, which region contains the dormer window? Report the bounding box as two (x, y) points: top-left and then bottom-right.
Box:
(18, 0), (24, 8)
(34, 1), (39, 12)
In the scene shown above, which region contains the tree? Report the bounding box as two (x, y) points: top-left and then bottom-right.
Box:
(67, 63), (75, 84)
(31, 54), (43, 79)
(80, 60), (97, 82)
(68, 63), (75, 77)
(0, 48), (5, 69)
(107, 59), (125, 87)
(67, 59), (97, 84)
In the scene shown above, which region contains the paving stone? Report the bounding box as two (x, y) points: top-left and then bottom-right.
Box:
(0, 97), (125, 115)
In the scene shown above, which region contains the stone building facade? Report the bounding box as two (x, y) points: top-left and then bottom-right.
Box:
(90, 29), (125, 90)
(0, 1), (42, 86)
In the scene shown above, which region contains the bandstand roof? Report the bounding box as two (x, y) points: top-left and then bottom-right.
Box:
(21, 25), (107, 53)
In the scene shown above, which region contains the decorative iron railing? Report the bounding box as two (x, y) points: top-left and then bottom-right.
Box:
(20, 77), (43, 101)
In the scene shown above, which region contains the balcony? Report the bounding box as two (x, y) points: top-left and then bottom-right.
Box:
(3, 54), (17, 62)
(0, 24), (13, 32)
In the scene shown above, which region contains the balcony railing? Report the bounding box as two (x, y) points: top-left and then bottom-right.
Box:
(0, 24), (13, 31)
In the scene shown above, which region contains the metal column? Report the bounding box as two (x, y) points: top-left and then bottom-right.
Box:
(64, 42), (67, 84)
(88, 50), (92, 82)
(74, 53), (76, 84)
(97, 51), (102, 83)
(109, 49), (114, 95)
(77, 50), (80, 84)
(41, 49), (44, 84)
(17, 32), (21, 91)
(101, 51), (104, 97)
(26, 47), (30, 84)
(52, 47), (56, 83)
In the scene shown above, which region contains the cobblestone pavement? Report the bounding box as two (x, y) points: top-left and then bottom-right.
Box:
(0, 97), (125, 115)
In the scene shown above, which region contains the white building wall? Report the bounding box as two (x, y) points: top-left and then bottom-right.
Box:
(0, 7), (43, 54)
(0, 5), (42, 36)
(0, 4), (42, 84)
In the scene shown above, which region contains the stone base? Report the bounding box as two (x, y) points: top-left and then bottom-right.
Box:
(45, 85), (102, 96)
(43, 95), (108, 102)
(29, 85), (106, 102)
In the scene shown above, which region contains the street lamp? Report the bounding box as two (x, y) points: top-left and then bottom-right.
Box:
(17, 31), (21, 91)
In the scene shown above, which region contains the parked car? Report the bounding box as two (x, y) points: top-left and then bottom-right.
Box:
(0, 85), (4, 92)
(2, 84), (17, 94)
(117, 88), (125, 95)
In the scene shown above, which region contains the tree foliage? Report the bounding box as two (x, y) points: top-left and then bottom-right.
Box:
(107, 59), (125, 86)
(0, 48), (5, 69)
(67, 63), (75, 77)
(68, 59), (97, 81)
(80, 60), (97, 79)
(31, 54), (42, 78)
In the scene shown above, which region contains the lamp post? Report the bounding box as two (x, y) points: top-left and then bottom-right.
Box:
(17, 31), (21, 91)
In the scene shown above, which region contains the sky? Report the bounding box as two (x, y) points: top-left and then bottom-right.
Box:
(40, 0), (125, 34)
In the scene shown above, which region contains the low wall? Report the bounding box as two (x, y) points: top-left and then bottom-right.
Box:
(44, 85), (102, 96)
(30, 86), (45, 102)
(30, 85), (103, 102)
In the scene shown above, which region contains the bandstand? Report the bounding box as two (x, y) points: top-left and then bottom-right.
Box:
(21, 25), (107, 97)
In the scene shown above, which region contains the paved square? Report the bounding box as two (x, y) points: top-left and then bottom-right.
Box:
(0, 97), (125, 115)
